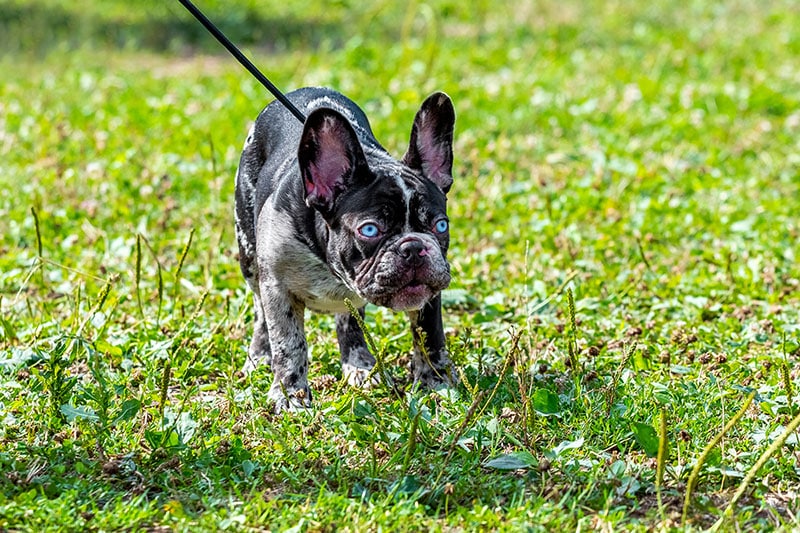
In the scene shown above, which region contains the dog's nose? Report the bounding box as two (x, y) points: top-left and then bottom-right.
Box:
(398, 238), (428, 266)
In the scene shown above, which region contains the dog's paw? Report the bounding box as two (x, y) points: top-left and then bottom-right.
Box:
(268, 383), (313, 414)
(342, 363), (381, 389)
(412, 364), (456, 391)
(273, 395), (313, 414)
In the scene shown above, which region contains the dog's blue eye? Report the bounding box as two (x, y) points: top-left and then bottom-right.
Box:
(434, 219), (449, 234)
(358, 223), (380, 238)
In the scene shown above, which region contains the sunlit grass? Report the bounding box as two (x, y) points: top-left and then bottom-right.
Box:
(1, 0), (799, 530)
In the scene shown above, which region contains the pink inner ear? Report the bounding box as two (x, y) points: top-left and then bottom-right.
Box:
(417, 127), (445, 178)
(307, 136), (350, 201)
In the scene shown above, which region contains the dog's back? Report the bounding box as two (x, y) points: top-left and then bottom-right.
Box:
(234, 88), (382, 282)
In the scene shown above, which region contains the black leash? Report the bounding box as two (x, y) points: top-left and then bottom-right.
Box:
(177, 0), (306, 123)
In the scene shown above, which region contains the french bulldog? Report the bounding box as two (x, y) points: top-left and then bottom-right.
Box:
(234, 87), (456, 412)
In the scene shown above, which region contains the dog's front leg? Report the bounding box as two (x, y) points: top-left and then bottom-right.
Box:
(408, 294), (454, 389)
(336, 308), (379, 388)
(261, 284), (313, 412)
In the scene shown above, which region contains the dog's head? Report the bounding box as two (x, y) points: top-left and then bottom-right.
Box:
(298, 93), (455, 311)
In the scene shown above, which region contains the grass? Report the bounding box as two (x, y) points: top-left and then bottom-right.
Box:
(1, 0), (799, 530)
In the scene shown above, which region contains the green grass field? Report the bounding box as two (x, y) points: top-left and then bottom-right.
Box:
(2, 0), (799, 530)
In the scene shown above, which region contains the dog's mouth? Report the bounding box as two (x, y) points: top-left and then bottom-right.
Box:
(353, 246), (451, 310)
(356, 276), (436, 311)
(388, 280), (434, 311)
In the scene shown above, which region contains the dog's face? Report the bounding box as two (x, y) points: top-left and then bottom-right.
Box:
(298, 93), (455, 311)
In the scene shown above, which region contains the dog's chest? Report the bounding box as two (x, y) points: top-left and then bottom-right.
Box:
(256, 205), (366, 313)
(287, 249), (365, 313)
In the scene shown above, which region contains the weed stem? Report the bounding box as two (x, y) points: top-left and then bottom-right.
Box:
(682, 390), (755, 526)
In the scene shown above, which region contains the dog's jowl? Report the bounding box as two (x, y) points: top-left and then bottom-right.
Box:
(234, 87), (456, 412)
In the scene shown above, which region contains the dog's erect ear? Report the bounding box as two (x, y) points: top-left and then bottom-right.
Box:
(299, 108), (368, 214)
(403, 92), (455, 194)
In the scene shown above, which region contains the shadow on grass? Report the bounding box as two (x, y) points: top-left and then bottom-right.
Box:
(0, 1), (344, 58)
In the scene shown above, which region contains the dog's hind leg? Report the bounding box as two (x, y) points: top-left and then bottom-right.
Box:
(235, 124), (272, 373)
(242, 278), (272, 373)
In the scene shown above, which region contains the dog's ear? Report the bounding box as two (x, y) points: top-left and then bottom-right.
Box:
(403, 92), (455, 194)
(299, 108), (368, 214)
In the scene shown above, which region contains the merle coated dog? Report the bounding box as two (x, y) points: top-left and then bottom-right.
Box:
(235, 87), (456, 412)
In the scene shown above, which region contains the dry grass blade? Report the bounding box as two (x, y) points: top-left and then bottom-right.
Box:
(710, 408), (800, 531)
(682, 390), (756, 526)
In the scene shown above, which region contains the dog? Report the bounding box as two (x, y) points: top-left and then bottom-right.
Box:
(234, 87), (456, 412)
